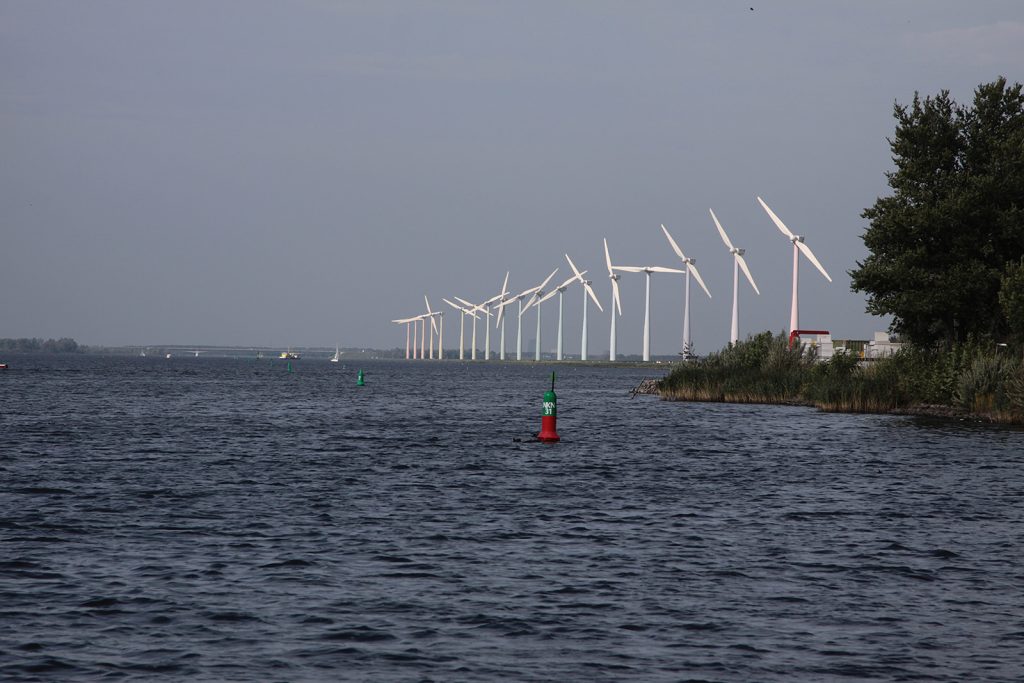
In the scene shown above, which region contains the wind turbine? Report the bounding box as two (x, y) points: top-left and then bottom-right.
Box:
(490, 272), (512, 360)
(603, 238), (623, 361)
(710, 208), (760, 345)
(480, 272), (510, 360)
(565, 254), (603, 361)
(757, 196), (832, 333)
(536, 270), (587, 361)
(391, 316), (418, 359)
(424, 296), (441, 360)
(443, 298), (477, 360)
(496, 275), (552, 361)
(523, 268), (559, 361)
(454, 296), (485, 360)
(660, 223), (712, 358)
(611, 258), (685, 362)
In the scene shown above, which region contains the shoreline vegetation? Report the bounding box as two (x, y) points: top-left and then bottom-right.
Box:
(657, 332), (1024, 426)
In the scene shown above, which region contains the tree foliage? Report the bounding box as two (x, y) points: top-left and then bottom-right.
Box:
(1000, 257), (1024, 343)
(851, 77), (1024, 348)
(0, 337), (81, 352)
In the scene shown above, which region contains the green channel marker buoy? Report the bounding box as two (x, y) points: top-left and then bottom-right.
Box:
(287, 361), (292, 373)
(357, 369), (365, 386)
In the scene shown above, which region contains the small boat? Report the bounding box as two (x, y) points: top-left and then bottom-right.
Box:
(0, 363), (8, 370)
(279, 348), (301, 360)
(166, 353), (172, 359)
(330, 346), (341, 363)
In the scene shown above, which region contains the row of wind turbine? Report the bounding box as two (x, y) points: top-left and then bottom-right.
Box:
(395, 197), (831, 360)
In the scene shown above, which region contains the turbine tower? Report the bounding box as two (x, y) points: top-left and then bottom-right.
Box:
(603, 239), (623, 361)
(660, 223), (712, 358)
(612, 261), (685, 362)
(566, 254), (602, 361)
(710, 208), (760, 345)
(757, 197), (832, 333)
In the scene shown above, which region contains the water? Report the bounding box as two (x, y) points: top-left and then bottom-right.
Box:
(2, 354), (1023, 681)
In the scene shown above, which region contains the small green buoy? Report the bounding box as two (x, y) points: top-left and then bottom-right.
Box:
(357, 369), (365, 386)
(287, 361), (293, 373)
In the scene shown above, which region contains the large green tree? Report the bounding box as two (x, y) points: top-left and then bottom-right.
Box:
(851, 77), (1024, 347)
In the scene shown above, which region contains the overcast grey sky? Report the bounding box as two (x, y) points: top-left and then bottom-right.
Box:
(3, 1), (1023, 353)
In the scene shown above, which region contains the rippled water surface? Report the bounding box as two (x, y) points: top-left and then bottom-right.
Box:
(2, 353), (1023, 681)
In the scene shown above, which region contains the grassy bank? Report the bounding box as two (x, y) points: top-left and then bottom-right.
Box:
(658, 332), (1024, 424)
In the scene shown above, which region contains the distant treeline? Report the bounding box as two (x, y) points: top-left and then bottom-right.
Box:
(0, 337), (82, 353)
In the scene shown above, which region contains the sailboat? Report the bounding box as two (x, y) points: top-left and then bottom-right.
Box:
(330, 346), (341, 363)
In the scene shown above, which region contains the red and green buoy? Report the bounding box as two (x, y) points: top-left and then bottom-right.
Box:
(537, 371), (560, 443)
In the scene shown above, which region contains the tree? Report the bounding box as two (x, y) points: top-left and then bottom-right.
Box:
(851, 77), (1024, 348)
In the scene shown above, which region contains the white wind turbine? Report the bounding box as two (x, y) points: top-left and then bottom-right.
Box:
(490, 272), (512, 360)
(391, 316), (419, 359)
(536, 270), (588, 361)
(480, 272), (510, 361)
(660, 223), (712, 358)
(611, 256), (685, 362)
(757, 197), (832, 334)
(565, 254), (602, 361)
(424, 296), (443, 360)
(710, 208), (760, 345)
(496, 273), (553, 361)
(523, 268), (560, 361)
(443, 298), (478, 361)
(603, 238), (623, 361)
(454, 296), (488, 360)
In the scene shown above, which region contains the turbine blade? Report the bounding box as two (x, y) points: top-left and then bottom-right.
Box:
(538, 289), (558, 304)
(688, 263), (712, 299)
(612, 278), (622, 316)
(614, 266), (646, 273)
(556, 274), (577, 290)
(430, 315), (438, 334)
(566, 253), (585, 281)
(537, 268), (558, 292)
(797, 240), (833, 282)
(454, 296), (474, 309)
(424, 295), (434, 314)
(604, 238), (614, 276)
(757, 196), (796, 239)
(709, 208), (734, 250)
(501, 271), (509, 296)
(442, 298), (462, 312)
(647, 266), (686, 274)
(736, 254), (760, 295)
(661, 223), (687, 261)
(584, 282), (603, 312)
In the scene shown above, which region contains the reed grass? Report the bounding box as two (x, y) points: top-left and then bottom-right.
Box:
(658, 332), (1024, 424)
